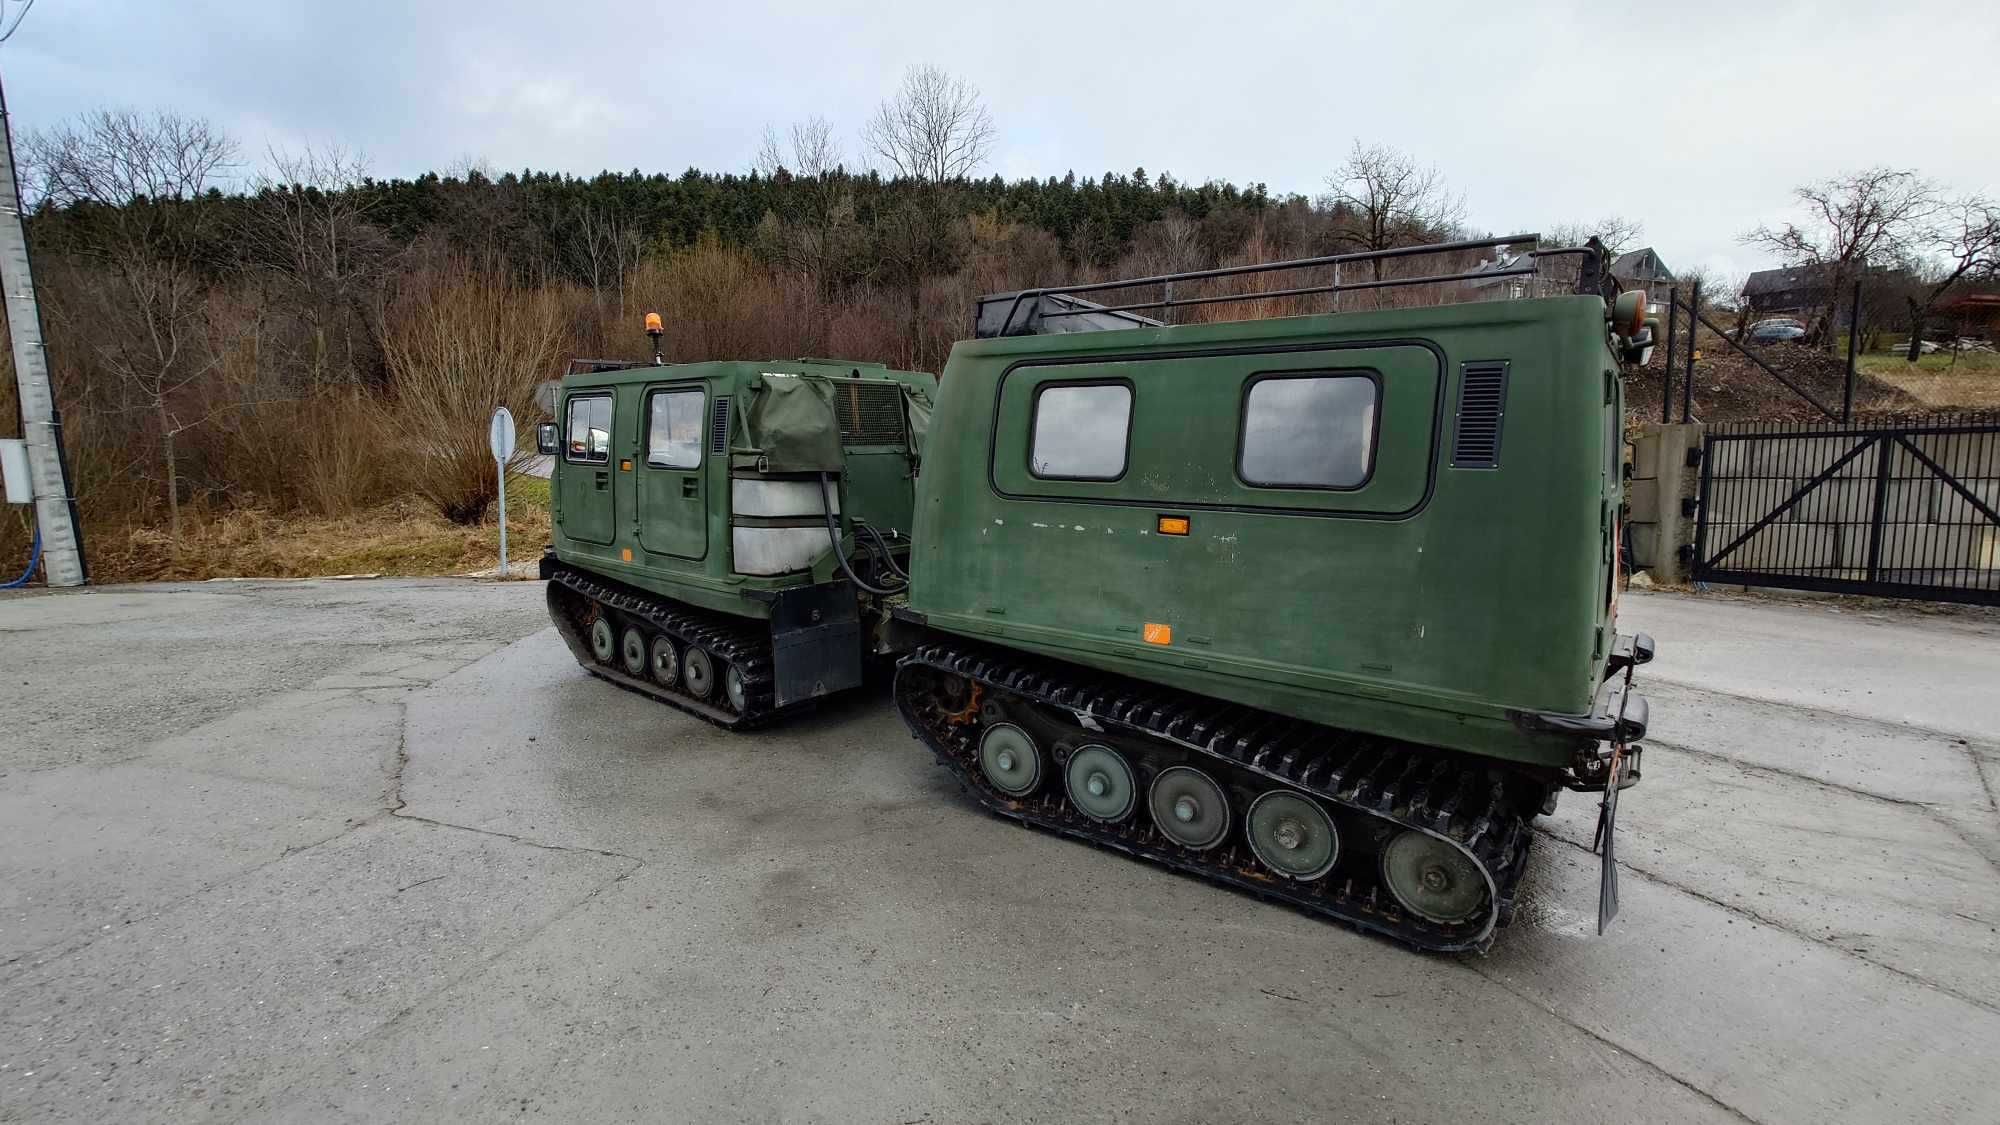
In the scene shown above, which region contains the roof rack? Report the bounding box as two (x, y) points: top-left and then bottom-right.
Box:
(564, 358), (648, 377)
(972, 234), (1607, 339)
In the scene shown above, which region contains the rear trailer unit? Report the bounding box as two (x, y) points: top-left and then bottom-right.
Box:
(891, 236), (1657, 949)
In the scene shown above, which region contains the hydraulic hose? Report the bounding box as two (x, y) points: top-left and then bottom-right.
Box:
(818, 473), (905, 596)
(2, 520), (41, 589)
(854, 518), (910, 582)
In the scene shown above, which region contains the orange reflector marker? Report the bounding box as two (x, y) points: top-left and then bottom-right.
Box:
(620, 547), (633, 561)
(620, 459), (632, 471)
(1142, 622), (1172, 645)
(1157, 515), (1190, 536)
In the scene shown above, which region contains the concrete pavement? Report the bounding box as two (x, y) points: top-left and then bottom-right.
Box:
(2, 581), (1996, 1123)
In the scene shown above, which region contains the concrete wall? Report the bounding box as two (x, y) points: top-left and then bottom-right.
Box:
(1627, 423), (1703, 582)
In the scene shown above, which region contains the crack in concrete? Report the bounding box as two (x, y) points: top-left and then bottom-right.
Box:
(1648, 734), (1953, 813)
(380, 695), (643, 864)
(1971, 746), (2000, 820)
(385, 701), (411, 814)
(1646, 736), (2000, 876)
(1459, 958), (1765, 1125)
(1533, 827), (2000, 1018)
(387, 810), (644, 864)
(2, 679), (641, 984)
(1646, 674), (2000, 756)
(217, 858), (645, 1125)
(0, 815), (375, 983)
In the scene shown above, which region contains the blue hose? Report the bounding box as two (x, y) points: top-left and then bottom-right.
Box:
(2, 521), (41, 588)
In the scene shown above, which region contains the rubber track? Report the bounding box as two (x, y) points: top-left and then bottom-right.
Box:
(546, 564), (779, 730)
(895, 638), (1536, 952)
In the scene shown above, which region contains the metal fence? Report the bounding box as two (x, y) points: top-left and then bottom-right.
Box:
(1659, 281), (1865, 423)
(1691, 415), (2000, 604)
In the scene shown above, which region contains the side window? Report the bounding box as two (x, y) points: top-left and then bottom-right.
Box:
(647, 388), (704, 469)
(1239, 374), (1378, 489)
(565, 394), (612, 464)
(1030, 383), (1131, 480)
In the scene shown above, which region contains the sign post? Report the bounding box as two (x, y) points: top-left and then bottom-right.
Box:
(489, 406), (516, 576)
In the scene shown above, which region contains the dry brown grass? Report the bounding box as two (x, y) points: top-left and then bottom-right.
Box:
(78, 484), (551, 583)
(1857, 350), (2000, 409)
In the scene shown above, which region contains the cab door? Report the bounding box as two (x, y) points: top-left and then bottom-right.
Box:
(637, 382), (708, 560)
(559, 391), (615, 545)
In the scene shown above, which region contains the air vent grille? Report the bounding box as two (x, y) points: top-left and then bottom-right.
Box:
(710, 396), (731, 456)
(836, 381), (906, 446)
(1451, 361), (1509, 469)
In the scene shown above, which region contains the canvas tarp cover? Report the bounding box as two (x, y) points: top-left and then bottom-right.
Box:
(903, 388), (930, 460)
(734, 374), (845, 473)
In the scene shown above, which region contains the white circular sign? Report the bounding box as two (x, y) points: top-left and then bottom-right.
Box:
(489, 406), (516, 463)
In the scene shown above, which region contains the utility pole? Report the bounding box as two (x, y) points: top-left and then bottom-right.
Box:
(0, 64), (85, 585)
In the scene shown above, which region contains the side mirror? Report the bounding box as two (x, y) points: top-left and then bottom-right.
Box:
(536, 422), (559, 456)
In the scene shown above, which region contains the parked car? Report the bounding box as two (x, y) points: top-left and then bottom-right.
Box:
(1745, 317), (1808, 344)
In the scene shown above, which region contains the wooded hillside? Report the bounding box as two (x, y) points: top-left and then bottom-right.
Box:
(2, 98), (1504, 580)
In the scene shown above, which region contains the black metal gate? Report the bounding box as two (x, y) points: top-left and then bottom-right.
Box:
(1692, 417), (2000, 605)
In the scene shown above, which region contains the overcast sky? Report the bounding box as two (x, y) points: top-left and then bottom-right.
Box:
(4, 0), (1995, 283)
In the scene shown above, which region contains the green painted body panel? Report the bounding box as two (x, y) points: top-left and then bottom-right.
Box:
(905, 296), (1624, 769)
(549, 359), (934, 620)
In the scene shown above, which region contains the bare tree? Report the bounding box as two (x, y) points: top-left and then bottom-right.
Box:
(861, 65), (997, 365)
(1125, 211), (1206, 323)
(755, 115), (861, 342)
(23, 109), (241, 544)
(1547, 216), (1645, 260)
(1901, 197), (2000, 360)
(1322, 141), (1466, 278)
(245, 143), (395, 389)
(1743, 167), (1939, 349)
(1130, 211), (1205, 275)
(442, 153), (495, 182)
(563, 199), (631, 316)
(862, 66), (995, 185)
(24, 108), (237, 207)
(757, 116), (841, 182)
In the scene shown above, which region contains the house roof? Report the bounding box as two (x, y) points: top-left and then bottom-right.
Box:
(1743, 265), (1831, 295)
(1610, 248), (1673, 281)
(1460, 252), (1530, 289)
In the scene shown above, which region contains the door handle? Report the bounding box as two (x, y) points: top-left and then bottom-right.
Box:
(594, 471), (609, 490)
(681, 477), (699, 498)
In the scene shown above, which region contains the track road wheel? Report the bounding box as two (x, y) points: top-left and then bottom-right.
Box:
(1381, 830), (1486, 924)
(619, 626), (648, 677)
(724, 664), (747, 713)
(978, 723), (1041, 796)
(1245, 790), (1338, 880)
(682, 647), (716, 699)
(589, 617), (617, 665)
(1149, 765), (1230, 850)
(1064, 744), (1136, 822)
(648, 635), (679, 687)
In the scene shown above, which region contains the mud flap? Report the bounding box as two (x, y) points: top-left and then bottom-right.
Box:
(1593, 745), (1625, 934)
(1593, 656), (1644, 935)
(766, 582), (863, 708)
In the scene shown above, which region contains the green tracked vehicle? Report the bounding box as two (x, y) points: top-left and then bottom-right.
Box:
(889, 236), (1657, 951)
(537, 340), (936, 728)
